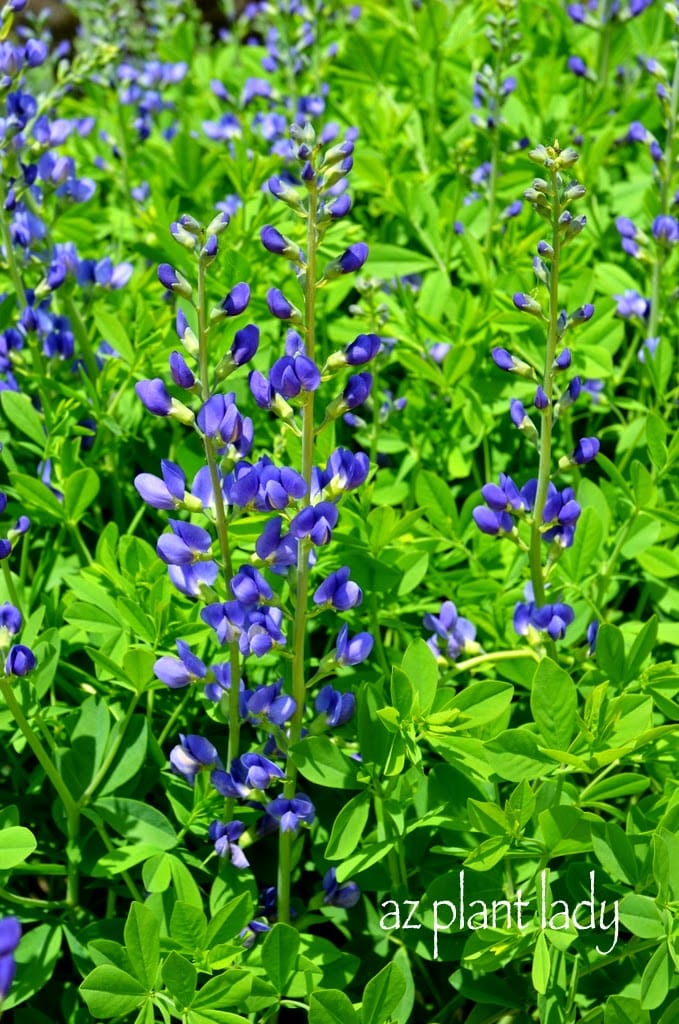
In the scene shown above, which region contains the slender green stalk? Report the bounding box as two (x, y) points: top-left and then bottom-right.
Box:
(373, 781), (403, 893)
(0, 677), (77, 815)
(62, 294), (102, 391)
(529, 169), (562, 607)
(196, 262), (242, 779)
(453, 647), (539, 672)
(1, 561), (21, 612)
(0, 674), (81, 908)
(278, 182), (319, 926)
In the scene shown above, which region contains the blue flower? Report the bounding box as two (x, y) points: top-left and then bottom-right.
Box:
(157, 519), (213, 566)
(315, 684), (356, 726)
(514, 587), (575, 641)
(154, 641), (207, 689)
(313, 567), (362, 610)
(290, 502), (339, 545)
(242, 679), (296, 726)
(423, 601), (477, 660)
(322, 867), (361, 908)
(335, 624), (373, 666)
(0, 916), (21, 999)
(212, 753), (285, 798)
(170, 734), (222, 784)
(5, 644), (35, 676)
(208, 820), (249, 868)
(266, 794), (315, 832)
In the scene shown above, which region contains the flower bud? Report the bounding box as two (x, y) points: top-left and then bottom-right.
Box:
(260, 225), (304, 263)
(323, 242), (368, 280)
(158, 263), (193, 300)
(513, 292), (544, 317)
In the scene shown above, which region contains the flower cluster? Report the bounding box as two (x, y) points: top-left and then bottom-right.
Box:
(0, 3), (131, 400)
(474, 142), (601, 644)
(423, 601), (478, 663)
(134, 120), (374, 927)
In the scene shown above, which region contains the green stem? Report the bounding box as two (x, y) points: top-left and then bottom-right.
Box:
(0, 888), (69, 909)
(70, 523), (93, 567)
(0, 674), (81, 908)
(197, 261), (242, 783)
(93, 822), (143, 902)
(374, 782), (402, 894)
(62, 294), (101, 391)
(453, 648), (539, 672)
(0, 676), (78, 816)
(278, 182), (319, 926)
(528, 169), (562, 607)
(157, 687), (194, 747)
(1, 561), (21, 612)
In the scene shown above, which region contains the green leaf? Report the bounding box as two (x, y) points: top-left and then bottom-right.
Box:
(92, 797), (177, 850)
(191, 972), (277, 1013)
(325, 792), (371, 860)
(187, 1012), (250, 1024)
(0, 391), (44, 446)
(646, 414), (667, 470)
(640, 943), (673, 1010)
(486, 727), (554, 782)
(530, 658), (577, 749)
(63, 468), (100, 523)
(619, 895), (666, 939)
(94, 309), (135, 363)
(79, 966), (146, 1018)
(99, 716), (149, 797)
(8, 471), (64, 523)
(563, 506), (603, 581)
(1, 924), (62, 1010)
(604, 995), (650, 1024)
(414, 469), (457, 531)
(637, 546), (679, 580)
(170, 902), (208, 953)
(261, 922), (299, 993)
(624, 617), (658, 683)
(531, 932), (550, 995)
(289, 736), (359, 789)
(446, 680), (514, 729)
(390, 666), (413, 719)
(401, 639), (438, 715)
(597, 624), (626, 681)
(540, 806), (593, 856)
(364, 243), (436, 277)
(124, 903), (160, 989)
(142, 854), (172, 893)
(463, 835), (510, 871)
(205, 893), (253, 948)
(361, 961), (407, 1024)
(592, 822), (639, 885)
(162, 951), (197, 1007)
(506, 779), (536, 831)
(467, 800), (508, 837)
(0, 826), (37, 869)
(309, 990), (360, 1024)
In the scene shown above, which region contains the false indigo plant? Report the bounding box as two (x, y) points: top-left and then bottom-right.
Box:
(470, 0), (523, 256)
(612, 11), (679, 384)
(135, 119), (373, 929)
(475, 141), (600, 645)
